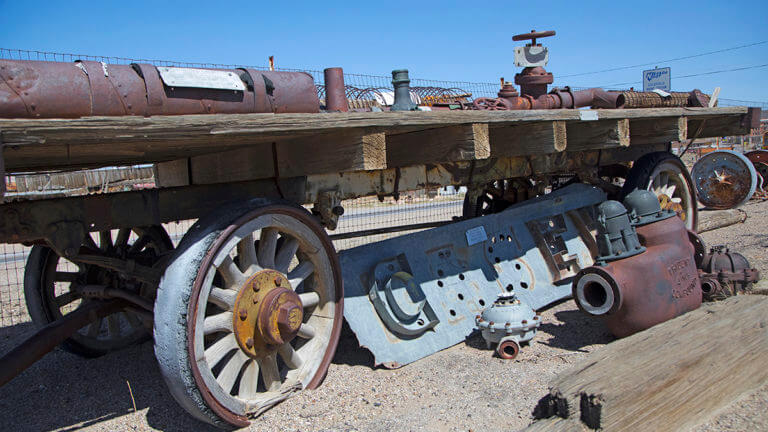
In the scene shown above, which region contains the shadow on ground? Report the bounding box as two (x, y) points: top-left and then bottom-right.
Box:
(537, 308), (614, 352)
(0, 335), (216, 432)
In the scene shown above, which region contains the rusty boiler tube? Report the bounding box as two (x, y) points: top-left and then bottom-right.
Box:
(323, 67), (348, 112)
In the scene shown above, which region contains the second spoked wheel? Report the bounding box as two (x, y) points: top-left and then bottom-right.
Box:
(154, 200), (343, 428)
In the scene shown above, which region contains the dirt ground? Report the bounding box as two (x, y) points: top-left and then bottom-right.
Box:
(0, 199), (766, 432)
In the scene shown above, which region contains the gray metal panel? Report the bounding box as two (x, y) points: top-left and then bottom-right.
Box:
(157, 67), (246, 91)
(340, 184), (606, 367)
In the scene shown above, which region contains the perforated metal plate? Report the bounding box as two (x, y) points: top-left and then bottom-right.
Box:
(340, 184), (606, 367)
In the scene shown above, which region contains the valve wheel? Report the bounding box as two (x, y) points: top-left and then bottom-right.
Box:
(473, 97), (512, 111)
(496, 339), (520, 360)
(154, 200), (343, 428)
(24, 226), (172, 357)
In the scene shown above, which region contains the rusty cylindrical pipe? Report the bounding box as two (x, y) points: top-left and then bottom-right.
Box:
(323, 67), (348, 112)
(0, 299), (123, 387)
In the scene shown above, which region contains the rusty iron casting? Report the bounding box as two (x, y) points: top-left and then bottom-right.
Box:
(573, 193), (701, 338)
(692, 150), (757, 209)
(0, 299), (124, 386)
(698, 245), (760, 301)
(0, 59), (319, 118)
(390, 69), (417, 111)
(232, 269), (303, 358)
(323, 67), (348, 112)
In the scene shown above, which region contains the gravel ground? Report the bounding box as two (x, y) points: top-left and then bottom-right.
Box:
(0, 199), (765, 432)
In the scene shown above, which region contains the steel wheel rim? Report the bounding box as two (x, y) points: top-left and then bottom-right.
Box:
(41, 227), (169, 350)
(189, 210), (339, 416)
(646, 161), (694, 227)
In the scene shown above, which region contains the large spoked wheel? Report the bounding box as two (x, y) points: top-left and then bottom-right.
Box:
(154, 200), (343, 428)
(622, 152), (698, 231)
(24, 226), (173, 357)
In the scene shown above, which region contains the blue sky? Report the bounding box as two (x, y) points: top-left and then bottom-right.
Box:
(1, 0), (767, 103)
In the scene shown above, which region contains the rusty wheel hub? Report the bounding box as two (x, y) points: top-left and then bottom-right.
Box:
(232, 269), (303, 359)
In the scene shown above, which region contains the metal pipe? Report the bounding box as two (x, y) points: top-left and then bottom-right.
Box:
(323, 67), (348, 112)
(391, 69), (417, 111)
(0, 299), (123, 386)
(0, 59), (320, 118)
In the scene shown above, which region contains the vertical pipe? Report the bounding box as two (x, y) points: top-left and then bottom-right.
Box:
(323, 67), (348, 112)
(391, 69), (417, 111)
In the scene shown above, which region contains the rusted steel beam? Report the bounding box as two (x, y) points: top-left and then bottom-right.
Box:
(0, 299), (123, 387)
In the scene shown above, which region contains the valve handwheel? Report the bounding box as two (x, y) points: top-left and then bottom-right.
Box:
(473, 97), (512, 111)
(512, 29), (556, 45)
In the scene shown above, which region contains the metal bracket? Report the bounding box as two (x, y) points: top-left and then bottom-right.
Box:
(313, 190), (344, 230)
(368, 261), (439, 337)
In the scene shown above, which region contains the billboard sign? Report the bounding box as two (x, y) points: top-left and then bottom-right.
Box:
(642, 67), (671, 92)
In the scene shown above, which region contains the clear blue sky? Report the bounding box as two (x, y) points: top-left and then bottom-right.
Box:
(1, 0), (767, 103)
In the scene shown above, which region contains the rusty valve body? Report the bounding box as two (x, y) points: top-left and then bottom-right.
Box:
(572, 190), (702, 338)
(0, 59), (319, 118)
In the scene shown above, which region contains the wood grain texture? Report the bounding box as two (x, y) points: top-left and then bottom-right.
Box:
(490, 121), (567, 157)
(0, 107), (747, 172)
(530, 296), (768, 431)
(629, 117), (686, 145)
(276, 130), (386, 176)
(190, 143), (274, 185)
(566, 119), (630, 150)
(386, 124), (489, 167)
(153, 158), (190, 187)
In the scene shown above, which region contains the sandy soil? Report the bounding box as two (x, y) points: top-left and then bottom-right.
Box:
(0, 199), (765, 432)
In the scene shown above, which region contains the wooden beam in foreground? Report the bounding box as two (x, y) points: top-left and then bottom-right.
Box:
(527, 296), (768, 431)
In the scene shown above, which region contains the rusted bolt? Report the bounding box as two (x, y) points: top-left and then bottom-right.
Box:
(252, 283), (260, 292)
(245, 337), (254, 348)
(489, 321), (495, 326)
(239, 308), (248, 320)
(522, 320), (528, 324)
(252, 297), (258, 304)
(274, 277), (281, 286)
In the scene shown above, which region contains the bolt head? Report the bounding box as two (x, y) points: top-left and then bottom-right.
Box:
(239, 308), (248, 320)
(274, 277), (281, 286)
(245, 337), (254, 348)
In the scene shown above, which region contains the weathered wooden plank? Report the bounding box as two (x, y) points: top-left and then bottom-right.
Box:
(276, 130), (386, 177)
(629, 117), (686, 145)
(566, 119), (629, 150)
(0, 107), (748, 172)
(688, 115), (751, 138)
(490, 121), (567, 157)
(189, 143), (274, 185)
(386, 124), (489, 167)
(154, 158), (190, 187)
(530, 296), (768, 431)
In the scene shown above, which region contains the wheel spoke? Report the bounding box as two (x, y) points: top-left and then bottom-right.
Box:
(238, 360), (260, 399)
(257, 228), (279, 269)
(204, 333), (238, 368)
(297, 323), (316, 339)
(127, 234), (151, 255)
(259, 354), (282, 391)
(236, 233), (260, 274)
(217, 256), (245, 290)
(277, 343), (303, 369)
(123, 311), (142, 329)
(209, 287), (237, 310)
(87, 318), (103, 338)
(99, 231), (113, 251)
(288, 261), (314, 288)
(54, 291), (79, 307)
(107, 314), (121, 337)
(216, 349), (249, 393)
(204, 311), (233, 335)
(115, 228), (131, 248)
(83, 234), (99, 251)
(299, 292), (319, 309)
(274, 238), (299, 273)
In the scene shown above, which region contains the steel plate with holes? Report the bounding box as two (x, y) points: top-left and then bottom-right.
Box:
(157, 67), (246, 91)
(340, 184), (605, 367)
(692, 150), (757, 209)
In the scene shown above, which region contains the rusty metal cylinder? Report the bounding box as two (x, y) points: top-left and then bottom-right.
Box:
(0, 59), (320, 118)
(573, 199), (701, 338)
(323, 67), (348, 112)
